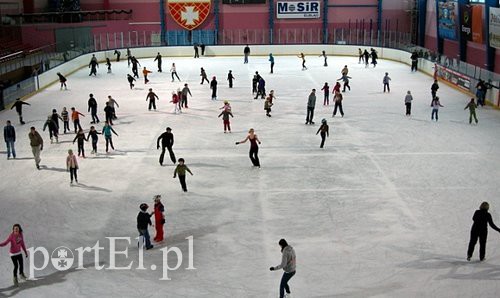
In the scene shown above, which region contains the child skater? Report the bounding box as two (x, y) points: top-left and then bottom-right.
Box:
(73, 128), (87, 157)
(43, 115), (59, 143)
(143, 67), (152, 84)
(127, 74), (136, 89)
(227, 70), (235, 88)
(218, 108), (234, 133)
(431, 96), (444, 121)
(106, 58), (111, 73)
(173, 158), (193, 192)
(170, 63), (181, 82)
(66, 149), (78, 184)
(170, 91), (181, 114)
(467, 202), (500, 261)
(86, 126), (101, 154)
(383, 72), (391, 92)
(316, 118), (329, 148)
(319, 50), (327, 66)
(0, 224), (28, 287)
(321, 82), (330, 105)
(298, 53), (307, 70)
(61, 107), (70, 133)
(220, 100), (232, 112)
(264, 95), (273, 117)
(464, 98), (478, 124)
(57, 72), (67, 90)
(102, 121), (118, 152)
(153, 195), (165, 242)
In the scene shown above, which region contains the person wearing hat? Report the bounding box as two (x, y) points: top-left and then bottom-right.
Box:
(467, 202), (500, 261)
(316, 119), (329, 148)
(218, 107), (234, 133)
(270, 239), (296, 298)
(137, 203), (153, 250)
(153, 195), (165, 242)
(157, 127), (176, 166)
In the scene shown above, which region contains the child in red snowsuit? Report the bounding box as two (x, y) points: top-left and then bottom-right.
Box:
(170, 92), (180, 114)
(153, 195), (165, 242)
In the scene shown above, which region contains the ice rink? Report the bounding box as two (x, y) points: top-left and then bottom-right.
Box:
(1, 52), (500, 297)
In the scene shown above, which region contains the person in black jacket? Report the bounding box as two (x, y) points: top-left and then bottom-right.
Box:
(157, 127), (176, 166)
(243, 44), (250, 64)
(127, 74), (136, 89)
(89, 55), (98, 76)
(3, 120), (16, 159)
(104, 102), (114, 125)
(10, 98), (30, 125)
(467, 202), (500, 261)
(88, 94), (100, 124)
(137, 203), (153, 250)
(210, 76), (218, 100)
(43, 116), (59, 143)
(410, 51), (419, 72)
(154, 52), (162, 72)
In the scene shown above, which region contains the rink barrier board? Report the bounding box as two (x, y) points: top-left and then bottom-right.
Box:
(22, 44), (499, 108)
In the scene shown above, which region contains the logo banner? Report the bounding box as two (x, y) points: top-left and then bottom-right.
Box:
(460, 4), (472, 42)
(471, 5), (483, 43)
(489, 7), (500, 49)
(276, 1), (320, 19)
(438, 0), (458, 40)
(168, 0), (211, 30)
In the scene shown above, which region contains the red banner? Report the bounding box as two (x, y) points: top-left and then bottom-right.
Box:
(168, 0), (211, 31)
(471, 5), (483, 43)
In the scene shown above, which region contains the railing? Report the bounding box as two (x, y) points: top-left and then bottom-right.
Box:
(1, 28), (498, 111)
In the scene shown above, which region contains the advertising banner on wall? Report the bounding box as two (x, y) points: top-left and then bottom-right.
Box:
(471, 5), (483, 43)
(276, 1), (320, 19)
(438, 0), (458, 40)
(460, 4), (472, 42)
(490, 7), (500, 49)
(436, 65), (471, 91)
(168, 0), (211, 30)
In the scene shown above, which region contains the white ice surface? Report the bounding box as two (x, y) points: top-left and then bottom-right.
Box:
(0, 54), (500, 298)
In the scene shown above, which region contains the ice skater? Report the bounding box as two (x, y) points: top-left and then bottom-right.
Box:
(114, 49), (121, 62)
(194, 44), (199, 58)
(341, 65), (349, 76)
(10, 98), (30, 125)
(332, 90), (344, 117)
(201, 43), (206, 55)
(333, 81), (341, 94)
(88, 54), (98, 76)
(227, 70), (235, 88)
(170, 63), (181, 82)
(431, 96), (444, 121)
(264, 96), (273, 117)
(157, 127), (176, 166)
(383, 72), (391, 93)
(142, 67), (152, 84)
(51, 109), (62, 136)
(358, 48), (363, 63)
(146, 88), (159, 111)
(170, 91), (181, 114)
(464, 98), (478, 124)
(107, 95), (119, 120)
(252, 74), (258, 94)
(235, 128), (261, 167)
(321, 82), (329, 105)
(73, 128), (87, 157)
(137, 203), (154, 250)
(404, 91), (413, 116)
(200, 67), (209, 84)
(431, 80), (439, 100)
(220, 100), (232, 112)
(269, 239), (296, 298)
(316, 118), (329, 148)
(102, 121), (118, 152)
(306, 89), (316, 124)
(467, 202), (500, 261)
(173, 158), (193, 192)
(71, 107), (84, 133)
(218, 108), (234, 132)
(0, 224), (28, 287)
(410, 51), (418, 72)
(61, 107), (70, 133)
(370, 48), (378, 67)
(153, 195), (165, 242)
(337, 74), (351, 92)
(298, 53), (307, 70)
(363, 49), (370, 67)
(43, 115), (59, 143)
(319, 50), (327, 66)
(154, 52), (162, 72)
(28, 126), (43, 169)
(66, 149), (79, 183)
(4, 120), (16, 159)
(181, 84), (192, 108)
(126, 48), (131, 66)
(269, 53), (275, 73)
(127, 74), (136, 89)
(104, 102), (114, 125)
(244, 44), (250, 63)
(106, 57), (111, 73)
(88, 94), (100, 124)
(131, 56), (140, 78)
(210, 76), (218, 100)
(57, 72), (67, 90)
(255, 77), (266, 99)
(87, 126), (100, 154)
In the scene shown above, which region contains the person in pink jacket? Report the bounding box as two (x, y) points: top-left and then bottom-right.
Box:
(0, 224), (28, 286)
(66, 149), (79, 184)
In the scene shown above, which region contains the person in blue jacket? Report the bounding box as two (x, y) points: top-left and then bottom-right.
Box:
(3, 120), (16, 159)
(102, 121), (118, 152)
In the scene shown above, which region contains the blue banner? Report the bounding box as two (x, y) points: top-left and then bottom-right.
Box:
(438, 0), (458, 40)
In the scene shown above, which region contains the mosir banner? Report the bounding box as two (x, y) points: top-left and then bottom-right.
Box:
(276, 1), (320, 19)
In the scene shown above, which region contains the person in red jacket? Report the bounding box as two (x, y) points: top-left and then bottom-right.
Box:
(332, 82), (341, 94)
(142, 67), (152, 84)
(153, 195), (165, 242)
(0, 224), (28, 286)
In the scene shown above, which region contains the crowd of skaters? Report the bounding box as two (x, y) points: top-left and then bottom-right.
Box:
(1, 45), (496, 296)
